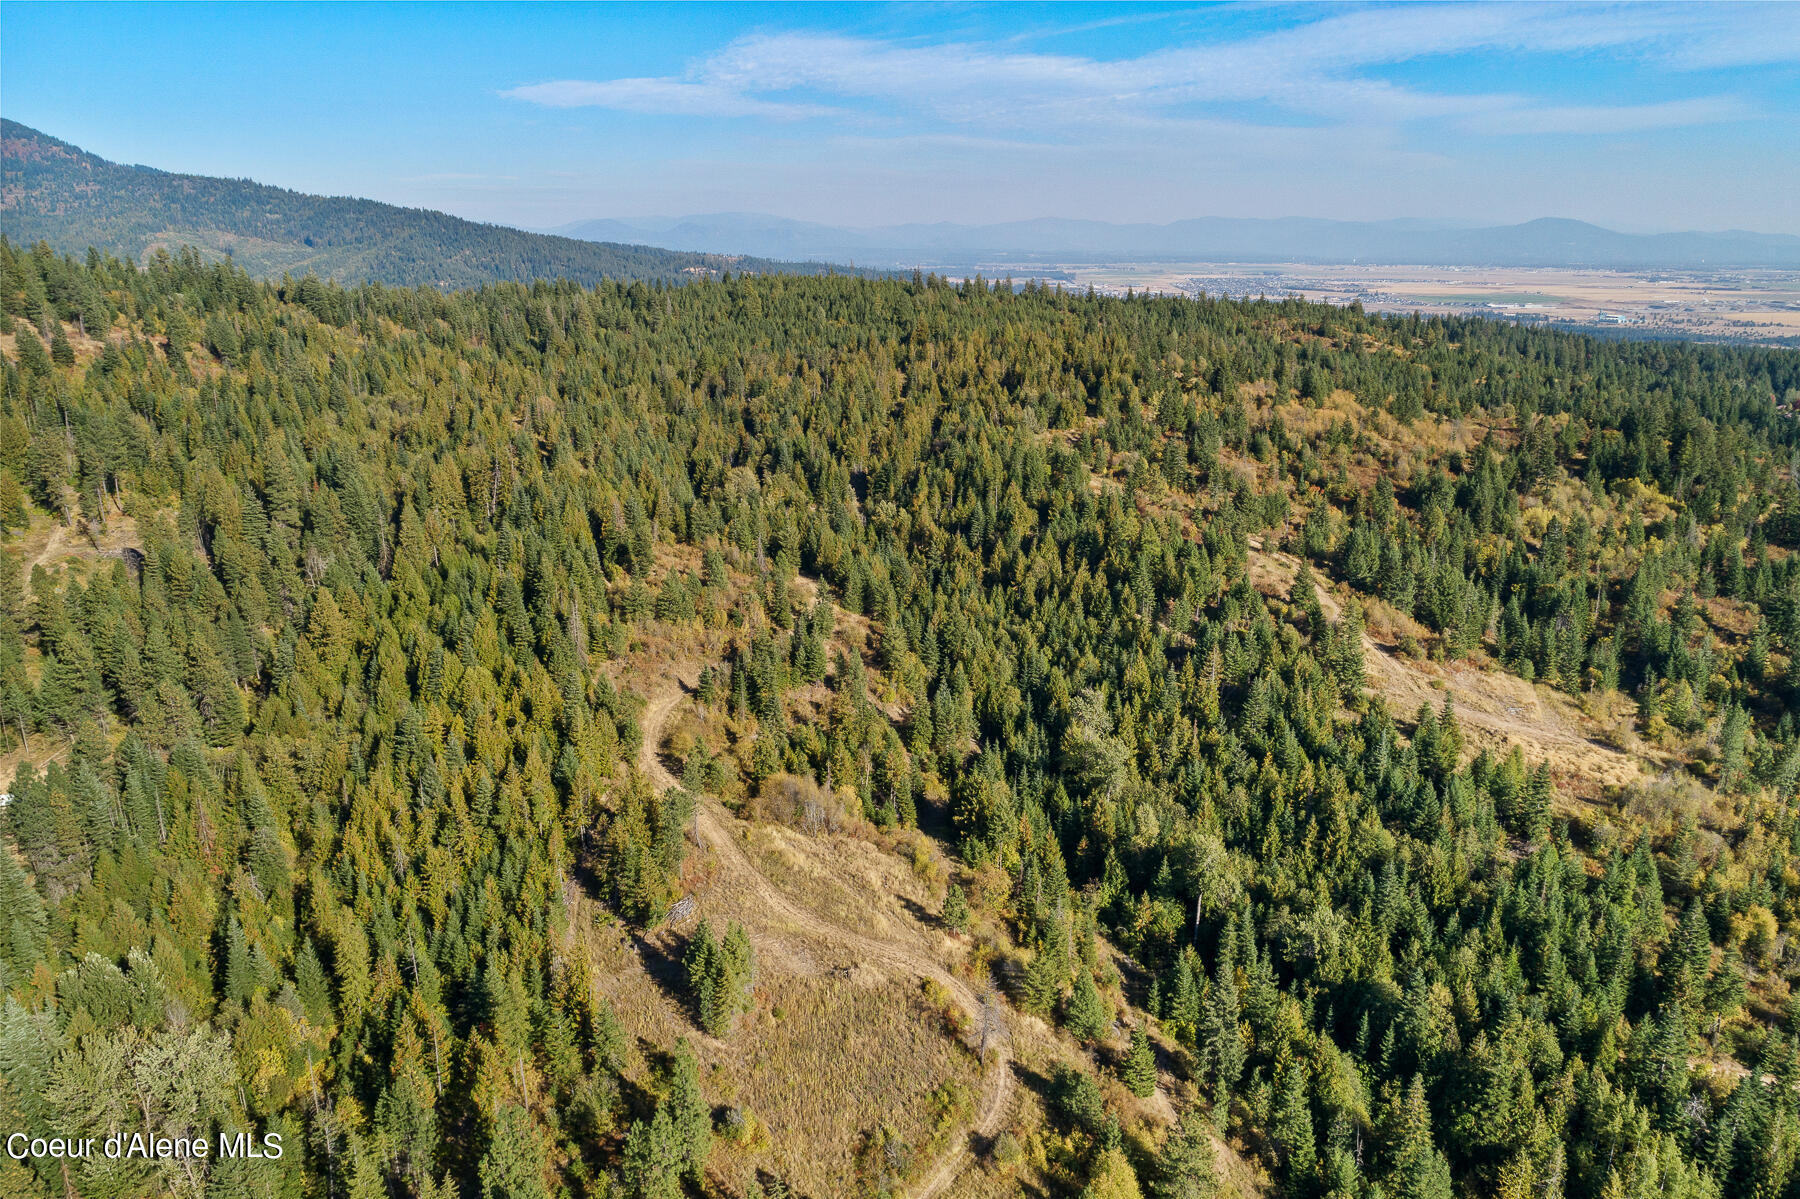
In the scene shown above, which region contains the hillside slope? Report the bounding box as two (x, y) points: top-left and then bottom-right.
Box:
(0, 121), (867, 287)
(3, 250), (1800, 1198)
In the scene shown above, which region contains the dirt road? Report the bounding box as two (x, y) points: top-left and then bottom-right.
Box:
(635, 674), (1012, 1199)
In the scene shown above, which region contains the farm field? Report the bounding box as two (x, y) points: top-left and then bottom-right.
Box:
(964, 261), (1800, 345)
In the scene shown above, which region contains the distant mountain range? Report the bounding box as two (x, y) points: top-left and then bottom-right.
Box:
(6, 119), (1791, 285)
(0, 122), (870, 288)
(556, 212), (1800, 271)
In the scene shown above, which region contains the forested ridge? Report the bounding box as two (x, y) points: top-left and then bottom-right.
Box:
(4, 235), (1800, 1199)
(0, 122), (877, 290)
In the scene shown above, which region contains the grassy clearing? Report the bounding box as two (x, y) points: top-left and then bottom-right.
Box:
(714, 971), (982, 1195)
(586, 605), (1271, 1198)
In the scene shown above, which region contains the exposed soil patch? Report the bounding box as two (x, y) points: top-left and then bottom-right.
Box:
(1248, 546), (1644, 794)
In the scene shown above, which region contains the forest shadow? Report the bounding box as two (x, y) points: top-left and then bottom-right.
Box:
(1012, 1058), (1056, 1112)
(910, 788), (956, 842)
(630, 926), (700, 1026)
(897, 894), (940, 930)
(617, 1043), (659, 1119)
(1109, 948), (1154, 1011)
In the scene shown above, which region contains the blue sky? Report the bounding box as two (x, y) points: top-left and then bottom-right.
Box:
(4, 2), (1798, 233)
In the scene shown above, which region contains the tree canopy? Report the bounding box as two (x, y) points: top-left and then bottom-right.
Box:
(2, 237), (1799, 1197)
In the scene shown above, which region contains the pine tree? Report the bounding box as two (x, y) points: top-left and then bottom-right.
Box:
(1718, 704), (1750, 791)
(13, 327), (50, 376)
(621, 1106), (683, 1199)
(665, 1039), (711, 1183)
(1321, 1120), (1363, 1199)
(1623, 1005), (1693, 1124)
(1200, 958), (1244, 1100)
(1326, 600), (1365, 693)
(1123, 1024), (1157, 1098)
(224, 914), (256, 1005)
(295, 938), (333, 1027)
(1516, 761), (1553, 842)
(49, 324), (76, 367)
(1271, 1052), (1317, 1187)
(685, 918), (751, 1036)
(942, 882), (970, 934)
(1666, 900), (1712, 1007)
(1082, 1146), (1146, 1199)
(1388, 1074), (1453, 1199)
(1152, 1108), (1217, 1199)
(1020, 944), (1065, 1017)
(0, 845), (46, 981)
(1168, 949), (1201, 1045)
(1053, 1065), (1108, 1137)
(685, 919), (721, 1033)
(186, 637), (248, 746)
(204, 312), (241, 365)
(1065, 967), (1110, 1043)
(1705, 943), (1747, 1026)
(589, 998), (627, 1074)
(721, 920), (752, 1020)
(0, 472), (26, 533)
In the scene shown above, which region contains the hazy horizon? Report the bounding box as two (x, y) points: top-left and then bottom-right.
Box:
(4, 2), (1799, 236)
(547, 211), (1791, 239)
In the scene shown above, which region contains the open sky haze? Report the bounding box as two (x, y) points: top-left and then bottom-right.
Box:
(4, 1), (1798, 234)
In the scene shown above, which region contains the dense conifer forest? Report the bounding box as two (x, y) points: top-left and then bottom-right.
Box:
(4, 235), (1800, 1198)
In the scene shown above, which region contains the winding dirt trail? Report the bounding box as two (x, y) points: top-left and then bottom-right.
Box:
(23, 522), (65, 587)
(636, 673), (1012, 1199)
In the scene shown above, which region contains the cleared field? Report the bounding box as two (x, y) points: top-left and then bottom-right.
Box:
(967, 261), (1800, 345)
(1406, 291), (1563, 305)
(582, 902), (982, 1197)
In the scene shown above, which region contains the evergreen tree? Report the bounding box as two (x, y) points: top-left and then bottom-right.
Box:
(1123, 1024), (1158, 1098)
(943, 882), (970, 934)
(1065, 967), (1111, 1043)
(665, 1039), (711, 1183)
(1666, 900), (1712, 1007)
(1053, 1065), (1109, 1138)
(1200, 957), (1244, 1101)
(478, 1104), (551, 1199)
(1019, 943), (1065, 1017)
(12, 326), (50, 376)
(48, 324), (75, 367)
(684, 918), (752, 1036)
(621, 1106), (683, 1199)
(1152, 1108), (1218, 1199)
(1082, 1146), (1146, 1199)
(1388, 1074), (1454, 1199)
(1271, 1052), (1318, 1188)
(1514, 761), (1553, 842)
(0, 845), (45, 981)
(1166, 949), (1201, 1044)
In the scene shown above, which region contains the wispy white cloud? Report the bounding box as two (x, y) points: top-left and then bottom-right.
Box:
(482, 2), (1793, 231)
(1462, 95), (1755, 137)
(500, 78), (833, 120)
(503, 3), (1782, 143)
(398, 171), (520, 183)
(1657, 5), (1800, 69)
